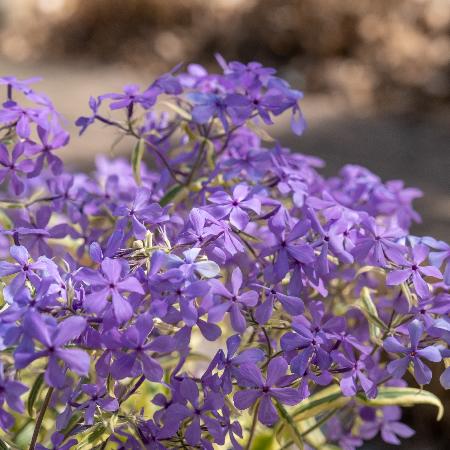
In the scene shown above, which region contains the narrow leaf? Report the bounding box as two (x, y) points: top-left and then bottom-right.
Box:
(276, 401), (304, 450)
(27, 373), (44, 418)
(159, 184), (184, 207)
(292, 385), (350, 421)
(401, 282), (418, 308)
(246, 120), (275, 142)
(356, 287), (384, 343)
(161, 101), (192, 121)
(131, 138), (145, 185)
(356, 387), (444, 421)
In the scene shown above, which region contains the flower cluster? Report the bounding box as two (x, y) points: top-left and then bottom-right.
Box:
(0, 57), (448, 449)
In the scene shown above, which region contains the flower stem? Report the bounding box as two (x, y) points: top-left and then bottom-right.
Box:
(29, 386), (54, 450)
(278, 408), (338, 450)
(245, 399), (260, 450)
(120, 374), (145, 404)
(275, 400), (304, 449)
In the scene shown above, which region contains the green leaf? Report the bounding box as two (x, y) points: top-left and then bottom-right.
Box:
(401, 282), (418, 308)
(246, 120), (275, 142)
(355, 265), (385, 277)
(77, 423), (108, 448)
(107, 374), (116, 399)
(357, 387), (444, 421)
(159, 184), (184, 207)
(355, 287), (384, 343)
(0, 200), (22, 209)
(292, 385), (350, 421)
(276, 401), (304, 450)
(131, 138), (145, 185)
(252, 432), (275, 450)
(27, 373), (44, 418)
(87, 424), (107, 444)
(161, 101), (192, 121)
(204, 138), (216, 169)
(0, 209), (13, 229)
(0, 438), (10, 450)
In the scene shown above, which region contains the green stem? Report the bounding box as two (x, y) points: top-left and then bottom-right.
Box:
(185, 122), (213, 186)
(120, 374), (145, 404)
(275, 400), (303, 449)
(245, 399), (260, 450)
(279, 408), (338, 449)
(29, 386), (54, 450)
(262, 327), (273, 357)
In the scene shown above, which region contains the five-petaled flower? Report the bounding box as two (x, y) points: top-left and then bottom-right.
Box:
(384, 319), (442, 385)
(234, 356), (301, 426)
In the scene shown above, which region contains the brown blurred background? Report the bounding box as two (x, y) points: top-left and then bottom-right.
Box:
(0, 1), (449, 447)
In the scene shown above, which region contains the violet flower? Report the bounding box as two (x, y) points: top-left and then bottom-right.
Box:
(359, 406), (414, 445)
(0, 362), (27, 430)
(0, 142), (34, 195)
(83, 257), (144, 324)
(14, 312), (89, 387)
(208, 184), (261, 230)
(234, 356), (301, 426)
(384, 319), (442, 385)
(208, 267), (258, 332)
(110, 314), (174, 382)
(386, 244), (442, 298)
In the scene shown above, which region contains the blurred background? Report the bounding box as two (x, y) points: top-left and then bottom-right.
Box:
(0, 1), (449, 448)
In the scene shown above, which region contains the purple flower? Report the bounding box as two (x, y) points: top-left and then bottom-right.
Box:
(208, 267), (258, 332)
(234, 356), (301, 426)
(164, 248), (220, 281)
(26, 125), (69, 176)
(261, 218), (315, 280)
(254, 285), (305, 325)
(0, 59), (448, 449)
(77, 383), (119, 425)
(0, 362), (27, 430)
(12, 206), (70, 258)
(386, 244), (442, 298)
(422, 236), (450, 285)
(352, 217), (405, 267)
(384, 319), (442, 385)
(208, 184), (261, 230)
(0, 103), (39, 138)
(114, 188), (169, 239)
(360, 406), (414, 445)
(0, 76), (40, 95)
(332, 349), (377, 398)
(281, 317), (331, 376)
(101, 84), (157, 112)
(75, 96), (101, 134)
(190, 92), (251, 131)
(110, 314), (174, 382)
(133, 419), (178, 450)
(206, 405), (243, 449)
(210, 334), (264, 394)
(0, 245), (49, 303)
(14, 312), (89, 387)
(35, 432), (77, 450)
(175, 378), (224, 446)
(226, 60), (275, 89)
(83, 257), (144, 324)
(0, 142), (34, 194)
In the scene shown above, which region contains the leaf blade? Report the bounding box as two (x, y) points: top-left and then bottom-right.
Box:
(131, 138), (145, 185)
(356, 387), (444, 421)
(27, 373), (44, 418)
